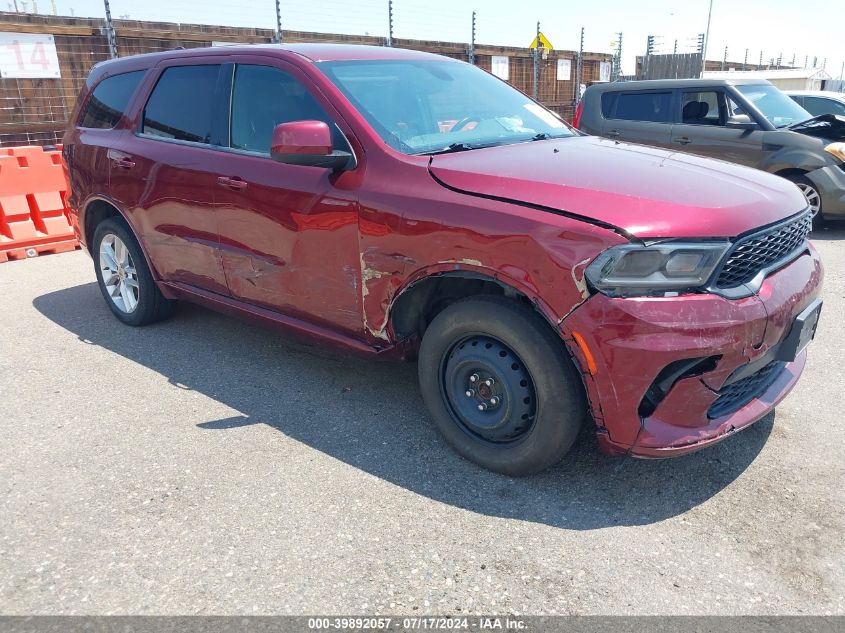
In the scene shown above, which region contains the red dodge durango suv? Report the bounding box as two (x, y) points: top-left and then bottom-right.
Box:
(64, 44), (823, 475)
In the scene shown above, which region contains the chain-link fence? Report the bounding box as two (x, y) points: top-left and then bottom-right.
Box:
(0, 3), (615, 147)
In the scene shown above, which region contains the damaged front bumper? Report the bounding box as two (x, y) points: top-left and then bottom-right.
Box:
(561, 243), (823, 458)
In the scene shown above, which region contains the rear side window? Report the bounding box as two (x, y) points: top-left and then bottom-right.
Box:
(79, 71), (145, 129)
(601, 92), (618, 118)
(142, 65), (220, 144)
(613, 91), (673, 123)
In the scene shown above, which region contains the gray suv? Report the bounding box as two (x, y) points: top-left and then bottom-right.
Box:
(575, 78), (845, 223)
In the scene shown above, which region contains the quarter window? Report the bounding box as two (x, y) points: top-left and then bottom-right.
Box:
(230, 64), (338, 154)
(79, 71), (145, 129)
(613, 92), (672, 123)
(142, 65), (220, 144)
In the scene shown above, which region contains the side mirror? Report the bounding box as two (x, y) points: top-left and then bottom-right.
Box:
(725, 114), (757, 130)
(270, 120), (355, 170)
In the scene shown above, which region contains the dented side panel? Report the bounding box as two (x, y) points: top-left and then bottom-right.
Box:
(354, 152), (626, 344)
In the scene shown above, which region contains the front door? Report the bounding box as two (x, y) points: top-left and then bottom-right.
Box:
(670, 90), (764, 167)
(109, 60), (230, 295)
(213, 60), (362, 336)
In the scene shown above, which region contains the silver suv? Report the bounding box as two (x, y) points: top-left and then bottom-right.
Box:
(575, 78), (845, 224)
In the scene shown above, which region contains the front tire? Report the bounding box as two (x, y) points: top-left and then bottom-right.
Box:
(418, 296), (587, 476)
(786, 174), (823, 228)
(93, 217), (175, 326)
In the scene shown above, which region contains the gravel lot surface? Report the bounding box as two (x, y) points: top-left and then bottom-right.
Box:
(1, 225), (844, 615)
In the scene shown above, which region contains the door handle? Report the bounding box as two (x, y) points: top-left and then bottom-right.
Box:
(107, 149), (135, 169)
(675, 137), (693, 145)
(217, 176), (248, 191)
(606, 129), (621, 138)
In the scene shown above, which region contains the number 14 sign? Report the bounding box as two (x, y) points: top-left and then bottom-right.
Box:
(0, 33), (61, 79)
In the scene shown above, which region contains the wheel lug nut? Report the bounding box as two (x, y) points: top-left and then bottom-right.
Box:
(478, 403), (488, 411)
(469, 374), (479, 383)
(490, 397), (499, 406)
(465, 389), (475, 397)
(484, 378), (494, 387)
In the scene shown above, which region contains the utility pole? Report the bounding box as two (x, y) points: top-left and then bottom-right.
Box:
(386, 0), (393, 47)
(701, 0), (713, 76)
(743, 48), (748, 71)
(103, 0), (117, 58)
(804, 55), (808, 68)
(697, 32), (705, 74)
(468, 11), (475, 65)
(274, 0), (282, 43)
(673, 39), (679, 79)
(776, 53), (782, 69)
(759, 51), (763, 69)
(532, 21), (540, 99)
(721, 46), (727, 71)
(612, 31), (623, 81)
(645, 35), (655, 80)
(574, 26), (584, 104)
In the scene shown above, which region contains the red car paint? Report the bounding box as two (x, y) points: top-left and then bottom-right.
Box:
(63, 44), (823, 458)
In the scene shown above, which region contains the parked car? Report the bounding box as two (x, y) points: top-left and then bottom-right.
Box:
(64, 45), (823, 475)
(786, 90), (845, 117)
(574, 78), (845, 223)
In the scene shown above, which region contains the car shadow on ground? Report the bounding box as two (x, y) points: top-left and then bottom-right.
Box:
(34, 283), (775, 531)
(812, 220), (845, 241)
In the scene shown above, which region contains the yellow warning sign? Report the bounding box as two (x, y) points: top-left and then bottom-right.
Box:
(529, 32), (554, 50)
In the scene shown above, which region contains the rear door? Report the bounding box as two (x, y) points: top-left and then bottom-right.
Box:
(212, 56), (363, 336)
(602, 89), (675, 148)
(669, 89), (764, 167)
(109, 58), (231, 294)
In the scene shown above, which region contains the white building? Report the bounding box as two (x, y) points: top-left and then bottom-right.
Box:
(703, 67), (833, 91)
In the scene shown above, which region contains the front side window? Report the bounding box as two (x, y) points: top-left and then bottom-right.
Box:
(230, 64), (338, 154)
(681, 91), (724, 126)
(142, 65), (219, 144)
(803, 96), (845, 117)
(613, 92), (673, 123)
(317, 60), (573, 154)
(734, 84), (810, 128)
(79, 71), (145, 129)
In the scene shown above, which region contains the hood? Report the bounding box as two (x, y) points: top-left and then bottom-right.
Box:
(788, 113), (845, 141)
(428, 136), (808, 239)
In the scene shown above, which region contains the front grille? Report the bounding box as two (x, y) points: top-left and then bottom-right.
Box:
(707, 361), (785, 419)
(714, 212), (812, 289)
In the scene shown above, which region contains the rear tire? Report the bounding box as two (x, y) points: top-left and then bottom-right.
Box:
(417, 295), (587, 476)
(92, 217), (175, 326)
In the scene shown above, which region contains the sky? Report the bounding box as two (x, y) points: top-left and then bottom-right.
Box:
(17, 0), (845, 79)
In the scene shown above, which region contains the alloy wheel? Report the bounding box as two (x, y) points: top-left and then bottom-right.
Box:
(99, 233), (139, 313)
(796, 182), (821, 217)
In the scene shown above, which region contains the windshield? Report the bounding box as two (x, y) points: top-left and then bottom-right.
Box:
(735, 84), (812, 128)
(317, 60), (574, 154)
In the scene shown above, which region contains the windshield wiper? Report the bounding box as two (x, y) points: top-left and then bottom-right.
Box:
(424, 142), (478, 156)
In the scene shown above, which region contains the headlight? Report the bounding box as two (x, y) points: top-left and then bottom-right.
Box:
(824, 142), (845, 162)
(585, 242), (730, 296)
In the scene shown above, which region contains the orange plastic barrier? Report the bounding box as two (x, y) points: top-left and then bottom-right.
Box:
(0, 145), (80, 263)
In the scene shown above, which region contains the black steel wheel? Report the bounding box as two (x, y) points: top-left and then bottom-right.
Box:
(441, 335), (537, 445)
